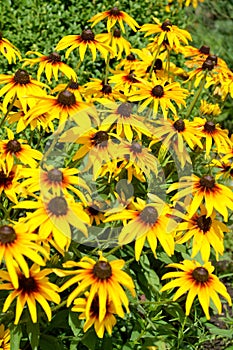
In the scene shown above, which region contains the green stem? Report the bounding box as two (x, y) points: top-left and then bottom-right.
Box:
(51, 300), (67, 312)
(0, 94), (17, 128)
(177, 315), (187, 349)
(185, 71), (208, 119)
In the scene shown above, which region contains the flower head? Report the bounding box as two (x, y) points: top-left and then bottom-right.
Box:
(0, 324), (10, 350)
(0, 32), (21, 64)
(160, 259), (232, 319)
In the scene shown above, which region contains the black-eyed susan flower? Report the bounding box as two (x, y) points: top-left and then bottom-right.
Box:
(167, 174), (233, 221)
(83, 78), (124, 103)
(180, 44), (210, 60)
(101, 101), (152, 141)
(13, 193), (90, 252)
(97, 29), (131, 60)
(52, 80), (85, 102)
(175, 205), (228, 261)
(104, 197), (175, 261)
(55, 252), (135, 321)
(115, 52), (139, 71)
(55, 29), (114, 61)
(84, 198), (105, 225)
(192, 117), (232, 156)
(210, 159), (233, 181)
(0, 128), (42, 173)
(199, 99), (221, 116)
(0, 324), (10, 350)
(0, 223), (48, 288)
(89, 7), (140, 33)
(108, 69), (141, 95)
(0, 32), (21, 64)
(20, 165), (90, 204)
(160, 259), (232, 319)
(0, 164), (22, 203)
(23, 90), (97, 127)
(0, 264), (60, 324)
(140, 18), (192, 49)
(0, 69), (48, 114)
(72, 292), (117, 338)
(129, 77), (189, 118)
(22, 51), (77, 83)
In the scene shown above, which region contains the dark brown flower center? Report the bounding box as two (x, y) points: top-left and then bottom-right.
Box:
(196, 215), (212, 232)
(127, 53), (136, 61)
(93, 260), (112, 279)
(207, 54), (218, 65)
(91, 131), (109, 147)
(57, 90), (76, 106)
(68, 80), (79, 89)
(161, 20), (172, 32)
(47, 196), (68, 216)
(101, 83), (112, 94)
(0, 170), (14, 188)
(192, 267), (209, 282)
(126, 71), (138, 83)
(0, 225), (16, 244)
(48, 52), (61, 62)
(47, 169), (63, 183)
(6, 140), (21, 153)
(87, 204), (100, 216)
(130, 142), (142, 153)
(202, 59), (215, 71)
(173, 119), (185, 132)
(199, 45), (210, 55)
(154, 58), (163, 70)
(18, 274), (38, 293)
(117, 102), (132, 117)
(0, 32), (2, 40)
(113, 28), (121, 38)
(81, 29), (95, 42)
(90, 294), (100, 316)
(151, 85), (164, 97)
(204, 121), (216, 133)
(200, 175), (215, 189)
(139, 206), (158, 225)
(109, 7), (120, 16)
(14, 69), (30, 84)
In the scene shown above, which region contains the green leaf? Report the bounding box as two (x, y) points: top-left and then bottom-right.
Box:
(26, 322), (40, 350)
(206, 323), (233, 338)
(39, 334), (64, 350)
(10, 324), (22, 350)
(68, 311), (82, 338)
(81, 328), (98, 350)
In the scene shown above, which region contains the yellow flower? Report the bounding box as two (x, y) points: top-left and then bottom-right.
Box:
(55, 252), (135, 321)
(0, 32), (21, 64)
(129, 77), (189, 118)
(160, 259), (232, 319)
(108, 69), (141, 95)
(83, 78), (124, 103)
(175, 205), (228, 261)
(0, 264), (60, 324)
(104, 197), (175, 261)
(51, 80), (85, 102)
(0, 128), (42, 173)
(89, 7), (140, 33)
(140, 18), (192, 49)
(0, 324), (10, 350)
(0, 69), (48, 113)
(167, 174), (233, 221)
(0, 222), (48, 288)
(13, 193), (90, 252)
(0, 164), (22, 203)
(97, 29), (131, 60)
(55, 29), (114, 61)
(72, 292), (117, 338)
(199, 100), (221, 116)
(22, 51), (77, 83)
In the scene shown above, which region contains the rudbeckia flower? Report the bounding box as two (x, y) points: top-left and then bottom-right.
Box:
(0, 223), (48, 288)
(115, 52), (139, 71)
(13, 193), (90, 252)
(167, 174), (233, 221)
(22, 51), (77, 83)
(101, 101), (152, 141)
(0, 69), (48, 114)
(83, 78), (124, 103)
(97, 29), (131, 60)
(72, 292), (117, 338)
(199, 100), (221, 116)
(104, 197), (175, 261)
(129, 77), (189, 118)
(55, 252), (135, 321)
(180, 44), (210, 60)
(210, 159), (233, 181)
(175, 205), (228, 261)
(89, 7), (140, 33)
(0, 164), (22, 203)
(108, 69), (141, 95)
(160, 259), (232, 319)
(55, 29), (114, 61)
(0, 324), (10, 350)
(23, 90), (97, 127)
(0, 128), (42, 173)
(192, 117), (232, 156)
(52, 80), (85, 102)
(0, 32), (21, 64)
(20, 165), (90, 204)
(140, 18), (192, 49)
(0, 264), (60, 324)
